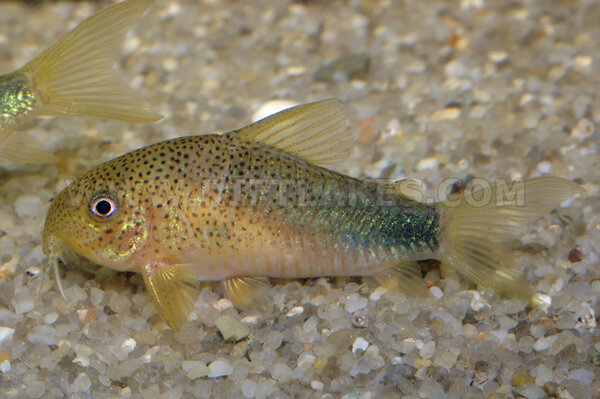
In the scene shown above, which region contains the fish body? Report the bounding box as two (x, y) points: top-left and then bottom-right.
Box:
(43, 99), (583, 328)
(0, 0), (161, 163)
(46, 134), (439, 279)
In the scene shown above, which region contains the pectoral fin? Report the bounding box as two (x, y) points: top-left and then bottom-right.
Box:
(0, 133), (58, 164)
(141, 261), (197, 329)
(222, 277), (270, 309)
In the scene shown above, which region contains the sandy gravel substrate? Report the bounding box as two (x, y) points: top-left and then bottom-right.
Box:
(0, 0), (599, 398)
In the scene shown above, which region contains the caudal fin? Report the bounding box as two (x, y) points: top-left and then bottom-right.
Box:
(20, 0), (162, 123)
(440, 176), (584, 303)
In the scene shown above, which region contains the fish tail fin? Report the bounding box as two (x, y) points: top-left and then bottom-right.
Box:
(439, 176), (584, 304)
(19, 0), (162, 123)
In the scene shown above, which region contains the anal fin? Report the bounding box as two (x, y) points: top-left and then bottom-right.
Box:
(371, 262), (429, 297)
(222, 277), (270, 309)
(141, 261), (197, 329)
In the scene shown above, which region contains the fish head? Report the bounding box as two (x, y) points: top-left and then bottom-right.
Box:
(43, 169), (148, 272)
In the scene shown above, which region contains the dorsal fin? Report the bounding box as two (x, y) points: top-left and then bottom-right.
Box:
(231, 99), (354, 166)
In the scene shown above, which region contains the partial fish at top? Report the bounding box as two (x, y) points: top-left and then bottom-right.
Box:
(0, 0), (162, 164)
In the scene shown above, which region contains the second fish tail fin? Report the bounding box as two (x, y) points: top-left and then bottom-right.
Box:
(439, 176), (584, 304)
(20, 0), (162, 124)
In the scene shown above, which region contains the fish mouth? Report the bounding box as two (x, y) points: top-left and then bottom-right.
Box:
(43, 233), (99, 269)
(42, 233), (108, 298)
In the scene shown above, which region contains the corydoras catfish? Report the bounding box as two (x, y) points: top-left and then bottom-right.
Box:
(43, 99), (584, 328)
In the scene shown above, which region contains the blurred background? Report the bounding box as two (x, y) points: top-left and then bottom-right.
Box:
(0, 1), (598, 398)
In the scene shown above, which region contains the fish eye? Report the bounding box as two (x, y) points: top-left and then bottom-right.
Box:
(89, 192), (119, 218)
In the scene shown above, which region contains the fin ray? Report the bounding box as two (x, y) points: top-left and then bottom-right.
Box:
(440, 176), (584, 303)
(141, 261), (197, 329)
(232, 99), (353, 166)
(0, 133), (58, 164)
(20, 0), (162, 123)
(372, 262), (429, 297)
(222, 277), (270, 309)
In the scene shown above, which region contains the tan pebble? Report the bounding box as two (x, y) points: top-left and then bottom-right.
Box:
(488, 51), (508, 64)
(76, 308), (98, 323)
(572, 54), (592, 70)
(314, 356), (328, 371)
(513, 372), (535, 386)
(473, 370), (487, 384)
(230, 340), (249, 358)
(213, 298), (233, 311)
(413, 358), (432, 368)
(0, 257), (18, 280)
(286, 65), (306, 76)
(52, 297), (75, 315)
(430, 106), (461, 121)
(215, 315), (249, 341)
(187, 364), (210, 379)
(358, 114), (378, 144)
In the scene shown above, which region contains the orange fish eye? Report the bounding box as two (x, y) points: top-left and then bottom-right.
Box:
(89, 192), (119, 218)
